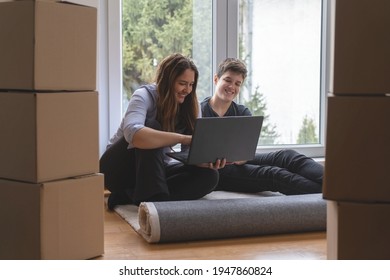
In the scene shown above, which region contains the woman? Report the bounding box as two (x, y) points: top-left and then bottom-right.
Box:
(100, 53), (222, 209)
(201, 58), (323, 195)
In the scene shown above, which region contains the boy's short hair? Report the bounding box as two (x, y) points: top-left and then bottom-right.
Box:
(217, 58), (248, 80)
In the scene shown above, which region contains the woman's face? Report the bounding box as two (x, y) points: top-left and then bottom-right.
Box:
(174, 69), (195, 104)
(214, 70), (244, 103)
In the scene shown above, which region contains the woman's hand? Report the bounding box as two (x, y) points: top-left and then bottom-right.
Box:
(133, 128), (192, 149)
(179, 134), (192, 146)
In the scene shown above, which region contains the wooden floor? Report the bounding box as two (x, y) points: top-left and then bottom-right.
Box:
(94, 204), (327, 260)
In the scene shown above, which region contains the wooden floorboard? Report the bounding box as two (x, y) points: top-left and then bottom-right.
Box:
(94, 205), (327, 260)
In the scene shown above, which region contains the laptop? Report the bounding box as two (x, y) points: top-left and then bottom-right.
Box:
(166, 116), (264, 164)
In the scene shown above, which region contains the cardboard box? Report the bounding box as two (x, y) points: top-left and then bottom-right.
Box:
(0, 91), (99, 183)
(0, 0), (97, 90)
(0, 174), (104, 260)
(13, 0), (98, 8)
(328, 0), (390, 95)
(327, 200), (390, 260)
(324, 96), (390, 202)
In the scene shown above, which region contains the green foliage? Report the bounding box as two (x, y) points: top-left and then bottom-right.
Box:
(122, 0), (280, 146)
(122, 0), (194, 100)
(297, 115), (318, 144)
(244, 86), (279, 145)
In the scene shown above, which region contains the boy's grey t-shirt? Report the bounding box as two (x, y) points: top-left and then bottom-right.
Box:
(201, 96), (252, 117)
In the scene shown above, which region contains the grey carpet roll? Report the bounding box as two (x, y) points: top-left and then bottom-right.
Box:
(138, 193), (326, 243)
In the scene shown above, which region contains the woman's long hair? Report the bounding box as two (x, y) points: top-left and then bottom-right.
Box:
(155, 53), (199, 134)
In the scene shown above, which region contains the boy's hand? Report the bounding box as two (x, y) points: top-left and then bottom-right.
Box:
(197, 158), (227, 169)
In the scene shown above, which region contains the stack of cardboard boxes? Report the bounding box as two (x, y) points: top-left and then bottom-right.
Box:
(0, 0), (104, 259)
(324, 0), (390, 259)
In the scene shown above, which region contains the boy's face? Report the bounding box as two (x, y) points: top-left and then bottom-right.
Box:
(214, 70), (244, 103)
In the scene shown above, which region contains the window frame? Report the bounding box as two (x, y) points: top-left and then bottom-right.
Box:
(103, 0), (327, 158)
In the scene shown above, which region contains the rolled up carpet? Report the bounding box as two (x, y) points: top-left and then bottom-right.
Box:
(137, 193), (326, 243)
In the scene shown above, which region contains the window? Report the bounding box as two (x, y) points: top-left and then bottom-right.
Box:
(106, 0), (326, 157)
(121, 0), (213, 114)
(238, 0), (323, 147)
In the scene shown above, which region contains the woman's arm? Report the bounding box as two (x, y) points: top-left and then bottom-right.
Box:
(132, 127), (191, 149)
